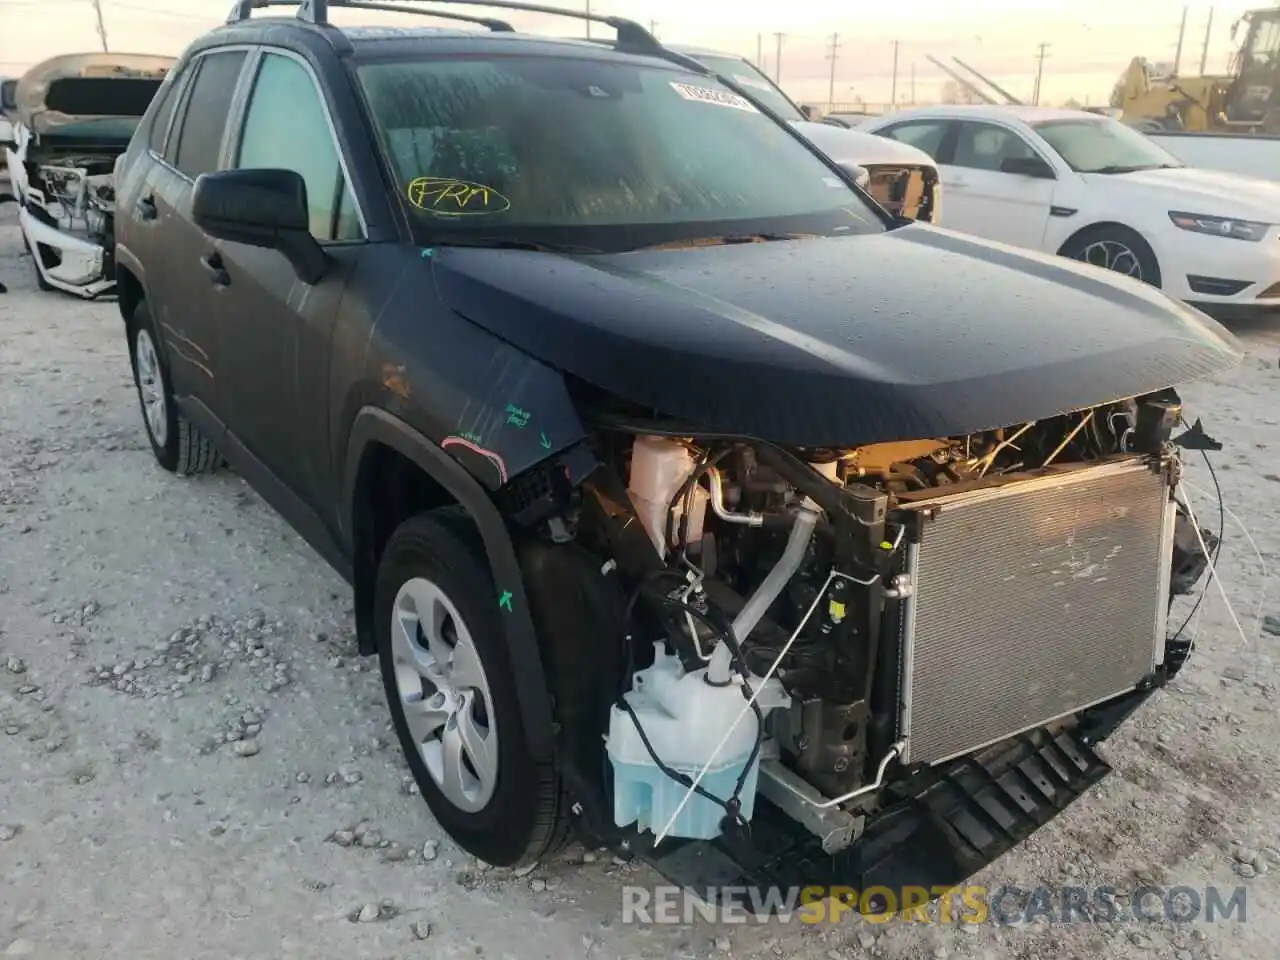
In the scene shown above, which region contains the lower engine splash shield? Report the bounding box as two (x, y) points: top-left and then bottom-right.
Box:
(621, 723), (1115, 916)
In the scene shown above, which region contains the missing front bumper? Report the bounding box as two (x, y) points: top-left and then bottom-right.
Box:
(624, 718), (1122, 915)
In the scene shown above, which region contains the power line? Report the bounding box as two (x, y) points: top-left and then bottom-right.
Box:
(1033, 42), (1051, 105)
(890, 39), (900, 107)
(91, 0), (109, 52)
(825, 32), (840, 106)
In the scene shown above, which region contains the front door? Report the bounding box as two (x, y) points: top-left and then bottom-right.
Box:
(940, 121), (1056, 250)
(210, 50), (365, 512)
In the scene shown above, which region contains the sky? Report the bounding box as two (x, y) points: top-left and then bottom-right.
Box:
(0, 0), (1264, 108)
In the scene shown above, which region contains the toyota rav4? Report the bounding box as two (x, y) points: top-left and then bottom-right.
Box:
(112, 0), (1240, 909)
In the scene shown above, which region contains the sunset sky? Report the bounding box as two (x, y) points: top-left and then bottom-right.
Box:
(0, 0), (1261, 108)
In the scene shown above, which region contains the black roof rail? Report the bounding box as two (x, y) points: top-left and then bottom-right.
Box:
(228, 0), (660, 50)
(228, 0), (514, 30)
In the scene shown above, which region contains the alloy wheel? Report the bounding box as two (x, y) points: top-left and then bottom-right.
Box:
(390, 576), (499, 813)
(134, 328), (168, 447)
(1077, 239), (1143, 281)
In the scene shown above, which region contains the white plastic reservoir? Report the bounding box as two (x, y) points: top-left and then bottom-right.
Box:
(606, 644), (790, 841)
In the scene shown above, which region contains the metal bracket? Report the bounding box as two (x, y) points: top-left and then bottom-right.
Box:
(757, 760), (863, 854)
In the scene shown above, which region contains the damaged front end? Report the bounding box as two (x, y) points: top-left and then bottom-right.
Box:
(511, 388), (1220, 913)
(8, 53), (173, 298)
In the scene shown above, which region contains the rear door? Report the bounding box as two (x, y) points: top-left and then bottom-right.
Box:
(211, 49), (365, 514)
(940, 120), (1056, 249)
(142, 47), (251, 416)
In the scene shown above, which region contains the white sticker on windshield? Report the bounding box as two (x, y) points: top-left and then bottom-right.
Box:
(669, 82), (759, 112)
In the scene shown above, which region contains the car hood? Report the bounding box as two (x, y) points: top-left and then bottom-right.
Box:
(1086, 165), (1280, 217)
(430, 224), (1243, 448)
(14, 52), (174, 135)
(790, 120), (937, 170)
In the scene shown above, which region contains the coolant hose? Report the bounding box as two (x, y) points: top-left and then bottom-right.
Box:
(707, 500), (822, 684)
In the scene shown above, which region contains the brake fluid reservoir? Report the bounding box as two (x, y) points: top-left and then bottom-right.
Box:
(606, 644), (790, 841)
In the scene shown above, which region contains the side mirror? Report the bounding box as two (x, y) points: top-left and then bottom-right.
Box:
(999, 155), (1055, 179)
(799, 104), (815, 120)
(191, 168), (325, 284)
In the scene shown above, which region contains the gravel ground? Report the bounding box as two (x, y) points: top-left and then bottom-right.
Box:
(2, 202), (1280, 960)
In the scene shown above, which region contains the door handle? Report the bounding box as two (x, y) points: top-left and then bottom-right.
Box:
(200, 252), (230, 287)
(136, 193), (157, 221)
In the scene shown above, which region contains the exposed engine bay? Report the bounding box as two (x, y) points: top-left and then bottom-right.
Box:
(6, 51), (174, 298)
(524, 388), (1214, 881)
(24, 151), (117, 249)
(6, 133), (123, 299)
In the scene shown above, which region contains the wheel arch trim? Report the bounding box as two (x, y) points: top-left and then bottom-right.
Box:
(342, 406), (555, 759)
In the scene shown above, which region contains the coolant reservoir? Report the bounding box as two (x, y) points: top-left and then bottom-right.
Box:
(606, 644), (791, 841)
(627, 436), (708, 557)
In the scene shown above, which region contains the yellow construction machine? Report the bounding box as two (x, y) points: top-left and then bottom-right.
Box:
(1112, 5), (1280, 133)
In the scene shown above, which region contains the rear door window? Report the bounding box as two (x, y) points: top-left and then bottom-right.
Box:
(877, 119), (952, 160)
(170, 49), (248, 179)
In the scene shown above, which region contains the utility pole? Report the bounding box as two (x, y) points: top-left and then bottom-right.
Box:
(649, 20), (658, 38)
(910, 62), (916, 104)
(773, 32), (785, 84)
(756, 33), (763, 69)
(1200, 6), (1215, 75)
(890, 40), (899, 108)
(826, 33), (841, 107)
(1173, 5), (1188, 76)
(91, 0), (109, 52)
(1033, 42), (1050, 105)
(584, 0), (591, 39)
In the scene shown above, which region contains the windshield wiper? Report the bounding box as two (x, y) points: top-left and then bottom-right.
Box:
(637, 232), (811, 250)
(1089, 164), (1161, 175)
(427, 237), (600, 254)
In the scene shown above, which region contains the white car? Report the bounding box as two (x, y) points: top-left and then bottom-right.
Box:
(667, 46), (942, 224)
(862, 104), (1280, 320)
(5, 52), (175, 298)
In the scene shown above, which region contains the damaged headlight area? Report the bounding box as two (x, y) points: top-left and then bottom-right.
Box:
(16, 150), (120, 297)
(512, 388), (1220, 905)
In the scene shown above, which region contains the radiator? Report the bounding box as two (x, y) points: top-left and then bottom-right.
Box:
(895, 457), (1176, 765)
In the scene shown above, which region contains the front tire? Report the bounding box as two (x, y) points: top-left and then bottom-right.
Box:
(127, 301), (220, 476)
(375, 508), (568, 867)
(1060, 225), (1162, 288)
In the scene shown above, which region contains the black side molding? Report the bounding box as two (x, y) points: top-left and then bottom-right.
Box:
(1049, 206), (1078, 218)
(342, 406), (556, 760)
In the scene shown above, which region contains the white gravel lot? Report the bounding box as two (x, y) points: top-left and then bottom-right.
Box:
(2, 201), (1280, 960)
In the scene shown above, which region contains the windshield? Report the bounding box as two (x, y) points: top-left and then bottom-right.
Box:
(1032, 118), (1183, 174)
(356, 55), (882, 251)
(684, 54), (805, 121)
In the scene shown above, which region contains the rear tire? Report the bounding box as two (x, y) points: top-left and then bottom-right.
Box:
(375, 508), (568, 867)
(1060, 225), (1161, 288)
(127, 301), (220, 476)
